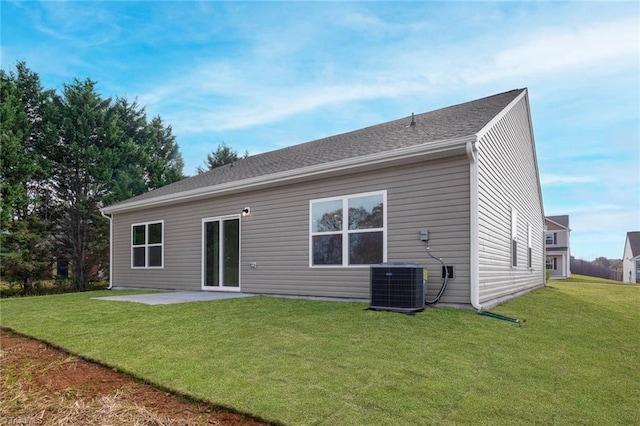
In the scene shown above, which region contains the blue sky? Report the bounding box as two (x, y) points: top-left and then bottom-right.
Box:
(2, 1), (638, 260)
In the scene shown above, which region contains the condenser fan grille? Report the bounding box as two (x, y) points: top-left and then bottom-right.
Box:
(370, 264), (425, 313)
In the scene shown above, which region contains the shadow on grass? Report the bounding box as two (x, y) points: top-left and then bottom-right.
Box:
(0, 279), (109, 298)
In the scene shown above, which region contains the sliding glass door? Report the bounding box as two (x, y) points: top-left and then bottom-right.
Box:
(202, 216), (240, 290)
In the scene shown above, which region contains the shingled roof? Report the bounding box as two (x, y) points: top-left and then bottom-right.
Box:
(546, 215), (570, 229)
(104, 88), (524, 211)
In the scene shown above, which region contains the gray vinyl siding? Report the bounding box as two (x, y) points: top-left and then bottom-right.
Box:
(112, 155), (471, 303)
(476, 94), (545, 304)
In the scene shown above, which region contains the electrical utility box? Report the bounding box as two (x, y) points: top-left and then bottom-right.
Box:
(370, 264), (425, 313)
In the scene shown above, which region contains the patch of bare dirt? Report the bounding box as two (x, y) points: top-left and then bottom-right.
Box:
(0, 329), (268, 425)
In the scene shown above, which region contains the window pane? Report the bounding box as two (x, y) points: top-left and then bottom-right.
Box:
(205, 221), (220, 286)
(348, 195), (383, 230)
(148, 223), (162, 244)
(349, 232), (383, 265)
(545, 232), (556, 245)
(148, 246), (162, 267)
(133, 225), (145, 245)
(312, 200), (343, 232)
(133, 247), (146, 267)
(546, 257), (555, 270)
(223, 219), (240, 286)
(312, 234), (342, 265)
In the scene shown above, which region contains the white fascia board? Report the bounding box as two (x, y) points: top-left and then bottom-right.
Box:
(475, 89), (527, 142)
(101, 135), (475, 214)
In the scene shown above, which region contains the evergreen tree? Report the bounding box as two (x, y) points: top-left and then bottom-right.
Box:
(109, 97), (149, 202)
(46, 78), (120, 290)
(196, 142), (248, 174)
(144, 116), (185, 189)
(0, 63), (54, 293)
(109, 100), (184, 200)
(1, 62), (187, 292)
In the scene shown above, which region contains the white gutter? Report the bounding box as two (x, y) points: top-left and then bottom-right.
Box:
(101, 135), (475, 215)
(100, 211), (113, 290)
(466, 137), (482, 311)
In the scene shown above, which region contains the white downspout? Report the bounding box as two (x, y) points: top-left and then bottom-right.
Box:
(100, 211), (114, 290)
(466, 138), (482, 311)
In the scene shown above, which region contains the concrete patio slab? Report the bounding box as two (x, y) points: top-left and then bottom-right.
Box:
(93, 291), (256, 305)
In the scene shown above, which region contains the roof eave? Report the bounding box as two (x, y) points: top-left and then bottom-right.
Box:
(101, 135), (475, 214)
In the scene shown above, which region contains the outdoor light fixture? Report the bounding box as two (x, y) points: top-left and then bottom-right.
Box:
(242, 207), (251, 216)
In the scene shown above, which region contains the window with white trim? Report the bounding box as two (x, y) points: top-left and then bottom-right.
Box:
(546, 257), (557, 270)
(310, 191), (386, 267)
(132, 221), (163, 268)
(527, 224), (532, 268)
(545, 232), (557, 245)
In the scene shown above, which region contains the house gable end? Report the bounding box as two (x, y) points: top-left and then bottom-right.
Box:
(474, 89), (546, 307)
(545, 215), (570, 231)
(626, 231), (640, 258)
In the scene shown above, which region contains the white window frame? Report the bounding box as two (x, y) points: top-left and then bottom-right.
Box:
(546, 257), (557, 270)
(527, 223), (533, 269)
(545, 232), (557, 245)
(511, 208), (518, 268)
(131, 220), (164, 269)
(309, 190), (387, 268)
(201, 214), (242, 291)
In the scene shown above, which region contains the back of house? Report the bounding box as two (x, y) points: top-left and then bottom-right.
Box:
(545, 215), (572, 279)
(623, 231), (640, 283)
(102, 88), (545, 309)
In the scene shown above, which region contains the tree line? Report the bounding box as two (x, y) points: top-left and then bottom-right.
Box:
(570, 256), (623, 281)
(1, 62), (185, 293)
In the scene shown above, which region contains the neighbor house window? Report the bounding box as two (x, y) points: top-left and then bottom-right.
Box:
(132, 221), (164, 268)
(545, 232), (557, 245)
(511, 208), (518, 267)
(546, 257), (557, 270)
(310, 191), (386, 267)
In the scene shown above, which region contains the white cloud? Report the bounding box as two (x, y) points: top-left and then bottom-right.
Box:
(141, 60), (428, 134)
(570, 208), (638, 234)
(540, 175), (598, 186)
(465, 17), (639, 84)
(139, 8), (638, 138)
(32, 2), (122, 47)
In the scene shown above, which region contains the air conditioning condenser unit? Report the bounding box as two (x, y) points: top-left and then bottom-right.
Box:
(370, 263), (425, 313)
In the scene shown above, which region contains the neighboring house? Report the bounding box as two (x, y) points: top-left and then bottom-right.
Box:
(545, 215), (571, 279)
(622, 231), (640, 283)
(101, 88), (545, 310)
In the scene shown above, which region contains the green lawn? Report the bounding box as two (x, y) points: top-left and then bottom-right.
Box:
(1, 282), (638, 425)
(558, 273), (626, 285)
